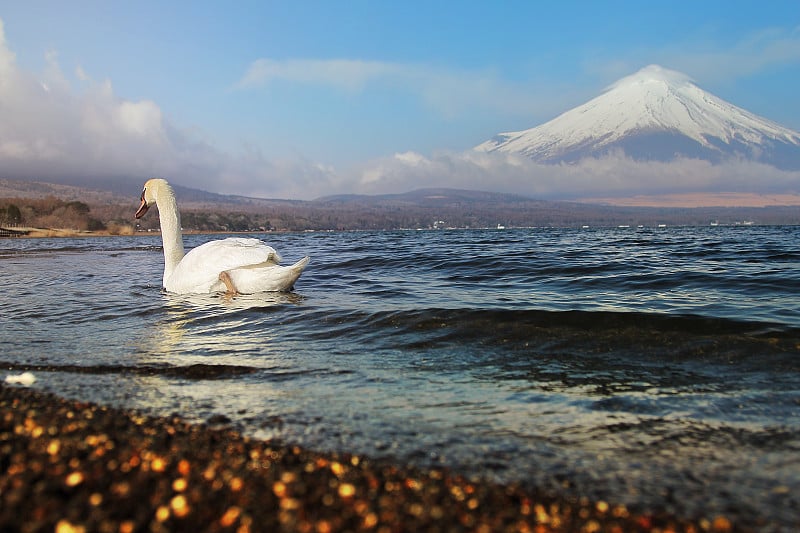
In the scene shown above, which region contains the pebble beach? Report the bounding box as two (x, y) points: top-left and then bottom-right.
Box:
(1, 384), (736, 533)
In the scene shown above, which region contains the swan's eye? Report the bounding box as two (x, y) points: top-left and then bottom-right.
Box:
(140, 189), (146, 202)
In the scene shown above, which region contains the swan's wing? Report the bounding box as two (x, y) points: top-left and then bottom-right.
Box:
(165, 238), (282, 293)
(227, 256), (310, 293)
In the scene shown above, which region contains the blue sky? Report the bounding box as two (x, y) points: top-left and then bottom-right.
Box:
(0, 1), (799, 200)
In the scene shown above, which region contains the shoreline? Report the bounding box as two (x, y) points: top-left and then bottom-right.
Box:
(0, 384), (733, 532)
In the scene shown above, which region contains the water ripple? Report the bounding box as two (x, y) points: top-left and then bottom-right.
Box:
(2, 226), (799, 530)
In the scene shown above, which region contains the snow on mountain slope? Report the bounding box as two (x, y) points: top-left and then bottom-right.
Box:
(475, 65), (800, 169)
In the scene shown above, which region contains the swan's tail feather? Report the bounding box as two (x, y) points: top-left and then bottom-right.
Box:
(291, 256), (310, 273)
(216, 256), (310, 294)
(274, 257), (309, 293)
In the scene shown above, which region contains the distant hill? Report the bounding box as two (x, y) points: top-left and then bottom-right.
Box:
(316, 188), (535, 205)
(0, 177), (301, 209)
(2, 178), (799, 231)
(0, 178), (125, 203)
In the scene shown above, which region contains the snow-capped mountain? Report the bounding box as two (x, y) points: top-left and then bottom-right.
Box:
(475, 65), (800, 169)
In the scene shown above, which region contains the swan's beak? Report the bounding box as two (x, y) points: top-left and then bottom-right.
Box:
(134, 192), (150, 219)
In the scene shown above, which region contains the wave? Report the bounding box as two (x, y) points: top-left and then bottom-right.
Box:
(0, 360), (357, 382)
(269, 306), (800, 369)
(0, 361), (259, 379)
(0, 241), (162, 256)
(301, 306), (799, 336)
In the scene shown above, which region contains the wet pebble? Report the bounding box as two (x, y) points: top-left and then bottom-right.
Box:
(1, 384), (735, 532)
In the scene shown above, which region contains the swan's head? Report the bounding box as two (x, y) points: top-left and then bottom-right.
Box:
(134, 178), (170, 219)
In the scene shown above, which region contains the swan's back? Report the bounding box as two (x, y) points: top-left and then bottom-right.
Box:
(165, 238), (281, 293)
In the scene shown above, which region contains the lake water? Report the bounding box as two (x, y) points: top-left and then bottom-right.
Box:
(1, 226), (798, 530)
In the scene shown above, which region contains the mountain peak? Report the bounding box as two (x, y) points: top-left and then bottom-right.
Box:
(476, 65), (800, 169)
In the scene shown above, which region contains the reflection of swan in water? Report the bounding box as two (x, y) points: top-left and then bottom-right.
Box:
(167, 291), (304, 313)
(124, 292), (300, 432)
(135, 178), (309, 295)
(141, 291), (303, 364)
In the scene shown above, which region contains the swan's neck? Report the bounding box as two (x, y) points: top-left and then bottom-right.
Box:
(154, 185), (185, 287)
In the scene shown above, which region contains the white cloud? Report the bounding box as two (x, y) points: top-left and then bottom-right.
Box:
(237, 58), (398, 92)
(0, 18), (335, 199)
(586, 26), (800, 88)
(235, 57), (571, 119)
(75, 65), (89, 82)
(675, 26), (800, 84)
(0, 20), (173, 179)
(346, 150), (800, 200)
(116, 100), (165, 137)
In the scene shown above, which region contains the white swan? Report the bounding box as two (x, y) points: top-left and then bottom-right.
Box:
(134, 178), (309, 295)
